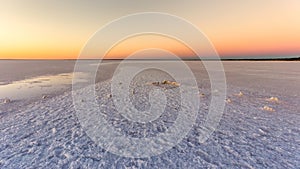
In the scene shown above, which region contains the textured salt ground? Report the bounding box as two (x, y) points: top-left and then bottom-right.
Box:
(0, 65), (300, 168)
(0, 69), (300, 168)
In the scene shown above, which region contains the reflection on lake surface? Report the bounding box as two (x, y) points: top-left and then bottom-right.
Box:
(0, 72), (89, 100)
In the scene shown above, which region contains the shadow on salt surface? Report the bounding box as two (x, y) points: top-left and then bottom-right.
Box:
(0, 72), (89, 101)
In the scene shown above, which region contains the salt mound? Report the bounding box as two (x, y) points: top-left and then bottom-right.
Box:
(234, 91), (243, 97)
(162, 80), (180, 87)
(262, 105), (275, 112)
(226, 98), (232, 103)
(52, 128), (57, 134)
(3, 98), (11, 104)
(266, 97), (279, 103)
(237, 91), (243, 97)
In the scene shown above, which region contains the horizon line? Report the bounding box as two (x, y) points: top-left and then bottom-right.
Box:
(0, 56), (299, 61)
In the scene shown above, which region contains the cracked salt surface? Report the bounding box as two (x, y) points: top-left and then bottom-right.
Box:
(0, 61), (299, 168)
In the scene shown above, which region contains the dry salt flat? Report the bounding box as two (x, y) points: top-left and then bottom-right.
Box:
(0, 61), (299, 168)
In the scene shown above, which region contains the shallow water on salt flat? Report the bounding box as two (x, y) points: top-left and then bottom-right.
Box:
(0, 72), (89, 100)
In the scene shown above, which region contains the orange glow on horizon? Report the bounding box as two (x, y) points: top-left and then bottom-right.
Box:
(104, 35), (195, 59)
(1, 35), (299, 59)
(1, 28), (299, 59)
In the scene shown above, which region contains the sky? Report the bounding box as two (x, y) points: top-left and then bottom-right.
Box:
(0, 0), (300, 59)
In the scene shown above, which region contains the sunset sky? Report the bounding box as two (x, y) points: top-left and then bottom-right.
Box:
(1, 0), (300, 59)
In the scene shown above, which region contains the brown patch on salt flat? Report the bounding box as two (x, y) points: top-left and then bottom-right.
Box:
(150, 80), (180, 88)
(131, 89), (136, 95)
(262, 105), (275, 112)
(266, 97), (279, 103)
(225, 98), (232, 103)
(2, 98), (11, 104)
(162, 80), (180, 87)
(235, 91), (244, 97)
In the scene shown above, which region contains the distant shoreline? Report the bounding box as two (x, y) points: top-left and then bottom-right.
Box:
(0, 57), (299, 61)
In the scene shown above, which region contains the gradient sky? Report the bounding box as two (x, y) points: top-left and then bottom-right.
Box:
(1, 0), (300, 59)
